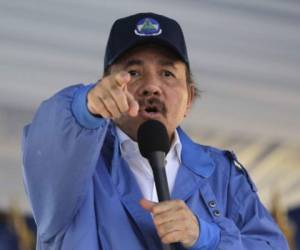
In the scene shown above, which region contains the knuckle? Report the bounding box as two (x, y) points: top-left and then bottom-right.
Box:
(179, 200), (186, 207)
(99, 92), (110, 101)
(162, 233), (178, 244)
(161, 233), (172, 243)
(178, 209), (187, 219)
(95, 106), (110, 118)
(102, 96), (114, 106)
(87, 104), (97, 115)
(114, 74), (124, 86)
(101, 79), (115, 92)
(156, 227), (164, 237)
(175, 200), (185, 207)
(152, 206), (159, 214)
(162, 236), (170, 244)
(110, 82), (120, 91)
(99, 111), (110, 118)
(88, 90), (98, 103)
(153, 218), (160, 227)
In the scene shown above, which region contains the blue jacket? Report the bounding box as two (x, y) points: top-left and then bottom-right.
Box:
(22, 84), (289, 250)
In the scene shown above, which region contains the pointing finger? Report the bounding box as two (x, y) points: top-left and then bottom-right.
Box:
(115, 71), (131, 87)
(126, 91), (139, 116)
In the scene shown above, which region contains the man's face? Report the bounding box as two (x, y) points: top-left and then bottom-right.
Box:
(111, 45), (194, 141)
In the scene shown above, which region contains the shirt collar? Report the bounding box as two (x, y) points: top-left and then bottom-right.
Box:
(116, 126), (182, 163)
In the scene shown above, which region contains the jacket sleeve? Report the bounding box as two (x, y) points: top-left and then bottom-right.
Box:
(22, 84), (109, 242)
(214, 152), (289, 249)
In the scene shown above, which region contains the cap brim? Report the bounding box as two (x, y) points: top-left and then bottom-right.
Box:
(106, 37), (189, 68)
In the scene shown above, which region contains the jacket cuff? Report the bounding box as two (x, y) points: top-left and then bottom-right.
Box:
(71, 84), (104, 129)
(188, 216), (220, 250)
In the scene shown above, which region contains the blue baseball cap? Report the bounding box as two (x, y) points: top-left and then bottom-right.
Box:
(104, 12), (189, 70)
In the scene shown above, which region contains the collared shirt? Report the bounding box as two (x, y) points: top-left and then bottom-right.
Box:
(116, 127), (182, 202)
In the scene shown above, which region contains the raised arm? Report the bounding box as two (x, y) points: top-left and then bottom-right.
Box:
(22, 71), (139, 242)
(22, 84), (109, 242)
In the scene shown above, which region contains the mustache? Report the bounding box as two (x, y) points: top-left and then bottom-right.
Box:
(138, 97), (167, 117)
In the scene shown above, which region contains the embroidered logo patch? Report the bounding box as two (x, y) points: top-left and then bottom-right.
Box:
(134, 17), (162, 36)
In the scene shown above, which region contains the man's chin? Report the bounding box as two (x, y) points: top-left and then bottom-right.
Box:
(114, 113), (168, 140)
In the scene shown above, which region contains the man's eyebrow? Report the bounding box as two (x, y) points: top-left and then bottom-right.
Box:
(123, 59), (143, 69)
(122, 58), (177, 69)
(158, 59), (177, 68)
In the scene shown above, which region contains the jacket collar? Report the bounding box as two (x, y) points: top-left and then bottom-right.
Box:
(106, 124), (163, 249)
(106, 124), (216, 201)
(107, 124), (216, 179)
(177, 127), (215, 178)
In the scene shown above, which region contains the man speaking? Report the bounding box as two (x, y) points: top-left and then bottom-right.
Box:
(22, 13), (288, 249)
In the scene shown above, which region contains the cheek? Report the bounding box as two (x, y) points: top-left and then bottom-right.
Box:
(169, 94), (189, 116)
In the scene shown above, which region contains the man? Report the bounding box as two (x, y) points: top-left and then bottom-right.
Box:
(22, 12), (289, 249)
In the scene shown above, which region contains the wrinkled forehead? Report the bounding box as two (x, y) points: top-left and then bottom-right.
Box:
(113, 43), (185, 67)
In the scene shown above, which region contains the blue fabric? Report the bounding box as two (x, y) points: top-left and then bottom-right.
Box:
(71, 83), (101, 129)
(187, 217), (220, 250)
(22, 84), (289, 250)
(73, 85), (221, 249)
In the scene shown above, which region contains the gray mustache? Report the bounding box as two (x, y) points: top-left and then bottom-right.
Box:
(138, 98), (167, 117)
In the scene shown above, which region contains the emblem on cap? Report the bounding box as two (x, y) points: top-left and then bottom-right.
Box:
(134, 17), (162, 36)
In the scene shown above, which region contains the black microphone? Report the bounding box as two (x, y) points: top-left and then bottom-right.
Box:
(137, 120), (178, 250)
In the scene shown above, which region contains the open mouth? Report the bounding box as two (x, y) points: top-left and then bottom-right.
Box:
(138, 98), (167, 118)
(139, 105), (163, 119)
(145, 106), (159, 114)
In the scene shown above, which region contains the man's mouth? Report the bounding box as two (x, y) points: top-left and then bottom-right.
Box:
(138, 98), (167, 118)
(144, 106), (159, 114)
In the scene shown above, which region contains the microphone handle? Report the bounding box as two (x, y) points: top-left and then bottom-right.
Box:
(148, 152), (178, 250)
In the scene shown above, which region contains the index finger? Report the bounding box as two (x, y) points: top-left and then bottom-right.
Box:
(152, 200), (187, 215)
(114, 71), (131, 87)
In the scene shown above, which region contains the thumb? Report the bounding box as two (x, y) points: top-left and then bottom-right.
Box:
(140, 199), (157, 212)
(126, 91), (139, 116)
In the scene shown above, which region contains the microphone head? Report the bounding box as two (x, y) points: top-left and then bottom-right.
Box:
(137, 120), (170, 158)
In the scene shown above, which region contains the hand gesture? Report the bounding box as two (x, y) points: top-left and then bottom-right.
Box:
(87, 71), (139, 119)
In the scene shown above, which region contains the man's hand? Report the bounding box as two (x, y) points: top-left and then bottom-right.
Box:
(87, 71), (139, 118)
(140, 199), (200, 248)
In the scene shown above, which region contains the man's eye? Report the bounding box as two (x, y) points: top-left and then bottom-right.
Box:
(128, 70), (140, 77)
(162, 70), (175, 78)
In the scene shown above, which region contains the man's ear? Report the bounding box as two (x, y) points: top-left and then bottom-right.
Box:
(185, 84), (195, 117)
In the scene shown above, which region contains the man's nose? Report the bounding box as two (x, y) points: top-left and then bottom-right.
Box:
(138, 75), (162, 97)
